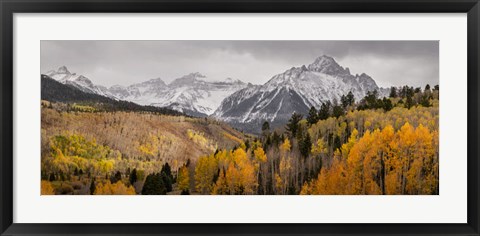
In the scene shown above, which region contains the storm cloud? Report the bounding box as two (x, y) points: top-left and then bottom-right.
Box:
(41, 40), (438, 88)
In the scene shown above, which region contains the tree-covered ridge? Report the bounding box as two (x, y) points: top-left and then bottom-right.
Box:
(190, 85), (439, 195)
(41, 75), (184, 116)
(41, 103), (245, 195)
(41, 84), (439, 195)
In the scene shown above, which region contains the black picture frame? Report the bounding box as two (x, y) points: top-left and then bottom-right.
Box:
(1, 0), (479, 235)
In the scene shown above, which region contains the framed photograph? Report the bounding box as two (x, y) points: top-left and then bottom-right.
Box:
(1, 0), (479, 235)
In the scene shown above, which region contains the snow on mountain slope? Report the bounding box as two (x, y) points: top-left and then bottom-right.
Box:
(45, 66), (116, 99)
(148, 73), (248, 116)
(212, 55), (382, 133)
(44, 67), (248, 117)
(105, 72), (247, 116)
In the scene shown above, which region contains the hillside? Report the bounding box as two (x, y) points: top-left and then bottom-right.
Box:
(41, 103), (246, 195)
(41, 74), (183, 116)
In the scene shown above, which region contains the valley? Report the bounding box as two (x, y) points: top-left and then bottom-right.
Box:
(40, 54), (439, 195)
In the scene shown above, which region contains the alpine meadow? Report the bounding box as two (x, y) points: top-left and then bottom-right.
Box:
(40, 41), (439, 195)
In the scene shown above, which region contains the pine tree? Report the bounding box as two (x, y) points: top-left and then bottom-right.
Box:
(286, 112), (303, 138)
(129, 168), (138, 185)
(49, 173), (56, 181)
(110, 171), (122, 184)
(307, 106), (319, 125)
(142, 173), (167, 195)
(262, 121), (270, 133)
(382, 97), (393, 111)
(419, 94), (431, 107)
(332, 105), (344, 118)
(346, 91), (355, 107)
(389, 86), (397, 98)
(424, 84), (431, 92)
(90, 179), (96, 195)
(318, 101), (331, 120)
(299, 132), (312, 158)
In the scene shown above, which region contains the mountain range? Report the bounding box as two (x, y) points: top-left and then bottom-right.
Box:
(45, 67), (248, 117)
(212, 55), (384, 132)
(42, 55), (386, 133)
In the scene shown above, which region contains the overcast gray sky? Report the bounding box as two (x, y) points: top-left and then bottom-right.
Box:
(41, 41), (438, 88)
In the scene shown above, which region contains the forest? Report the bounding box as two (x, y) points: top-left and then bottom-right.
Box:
(41, 84), (439, 195)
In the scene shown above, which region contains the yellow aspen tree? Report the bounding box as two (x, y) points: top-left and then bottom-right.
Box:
(177, 166), (190, 192)
(41, 180), (55, 195)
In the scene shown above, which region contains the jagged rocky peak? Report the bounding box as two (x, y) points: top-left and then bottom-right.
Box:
(141, 77), (167, 87)
(223, 77), (245, 84)
(169, 72), (206, 87)
(57, 66), (71, 74)
(109, 84), (125, 90)
(307, 55), (350, 76)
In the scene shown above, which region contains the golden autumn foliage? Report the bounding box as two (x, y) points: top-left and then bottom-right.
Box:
(41, 180), (55, 195)
(196, 148), (258, 195)
(254, 147), (267, 163)
(41, 96), (438, 195)
(94, 181), (136, 195)
(301, 123), (439, 195)
(177, 166), (190, 192)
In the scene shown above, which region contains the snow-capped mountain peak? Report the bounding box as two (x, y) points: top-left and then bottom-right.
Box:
(212, 55), (382, 133)
(307, 55), (350, 76)
(42, 67), (115, 99)
(102, 72), (248, 116)
(169, 72), (206, 87)
(57, 66), (71, 74)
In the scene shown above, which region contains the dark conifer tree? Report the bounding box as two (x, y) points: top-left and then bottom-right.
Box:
(90, 179), (96, 195)
(262, 121), (270, 134)
(110, 171), (122, 184)
(389, 87), (397, 98)
(141, 173), (167, 195)
(332, 105), (345, 118)
(129, 168), (138, 185)
(286, 112), (303, 138)
(425, 84), (431, 92)
(382, 97), (393, 111)
(318, 101), (331, 120)
(307, 106), (319, 125)
(299, 132), (312, 158)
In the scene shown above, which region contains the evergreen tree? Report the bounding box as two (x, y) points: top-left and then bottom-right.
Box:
(261, 121), (270, 139)
(332, 105), (345, 118)
(141, 173), (167, 195)
(129, 168), (138, 185)
(286, 112), (303, 138)
(90, 179), (96, 195)
(405, 95), (414, 109)
(271, 131), (281, 146)
(49, 173), (56, 181)
(318, 101), (331, 120)
(425, 84), (431, 92)
(262, 121), (270, 133)
(161, 163), (173, 180)
(307, 106), (319, 125)
(340, 94), (348, 109)
(161, 172), (173, 192)
(389, 86), (397, 98)
(299, 132), (312, 158)
(160, 163), (174, 191)
(110, 171), (122, 184)
(419, 94), (431, 107)
(382, 97), (393, 111)
(244, 139), (250, 151)
(346, 91), (355, 107)
(341, 92), (355, 109)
